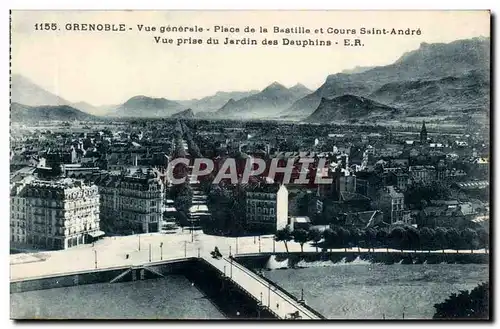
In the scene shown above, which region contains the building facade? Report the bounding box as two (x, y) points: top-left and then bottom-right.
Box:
(246, 184), (288, 232)
(10, 178), (101, 250)
(409, 165), (436, 185)
(380, 186), (405, 223)
(92, 169), (164, 234)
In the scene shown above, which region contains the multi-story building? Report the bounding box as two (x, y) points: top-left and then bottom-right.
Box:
(379, 186), (405, 223)
(409, 165), (436, 185)
(387, 169), (409, 191)
(92, 169), (163, 234)
(10, 178), (101, 250)
(246, 184), (288, 233)
(10, 176), (35, 245)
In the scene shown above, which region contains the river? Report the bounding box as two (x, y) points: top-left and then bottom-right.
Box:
(10, 276), (224, 319)
(263, 260), (488, 319)
(10, 258), (488, 320)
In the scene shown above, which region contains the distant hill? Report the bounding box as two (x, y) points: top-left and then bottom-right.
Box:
(215, 82), (311, 119)
(305, 95), (401, 123)
(179, 90), (259, 112)
(10, 74), (111, 115)
(70, 101), (116, 116)
(110, 96), (184, 118)
(369, 69), (490, 115)
(11, 74), (70, 107)
(11, 102), (96, 122)
(284, 37), (490, 119)
(171, 108), (195, 119)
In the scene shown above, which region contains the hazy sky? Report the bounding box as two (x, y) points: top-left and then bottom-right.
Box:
(11, 10), (489, 106)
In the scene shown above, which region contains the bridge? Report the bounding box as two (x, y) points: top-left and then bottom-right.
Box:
(202, 255), (324, 320)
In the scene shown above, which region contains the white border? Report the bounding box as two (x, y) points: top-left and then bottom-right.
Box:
(1, 1), (497, 329)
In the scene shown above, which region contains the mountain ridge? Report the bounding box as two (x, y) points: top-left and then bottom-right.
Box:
(284, 37), (490, 119)
(11, 102), (97, 122)
(305, 95), (401, 123)
(214, 82), (311, 119)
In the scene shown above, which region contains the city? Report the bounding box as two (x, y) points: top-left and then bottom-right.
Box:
(9, 10), (490, 321)
(10, 116), (490, 319)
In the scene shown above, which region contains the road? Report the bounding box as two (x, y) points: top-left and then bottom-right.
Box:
(9, 230), (488, 281)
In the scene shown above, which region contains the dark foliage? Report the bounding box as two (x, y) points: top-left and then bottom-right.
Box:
(433, 282), (489, 319)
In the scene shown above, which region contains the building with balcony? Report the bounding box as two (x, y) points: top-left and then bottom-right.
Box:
(10, 178), (101, 250)
(90, 169), (164, 234)
(246, 184), (288, 233)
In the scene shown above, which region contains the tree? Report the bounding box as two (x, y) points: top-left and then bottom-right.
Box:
(389, 227), (406, 252)
(293, 229), (309, 253)
(322, 228), (337, 252)
(446, 228), (462, 251)
(376, 228), (390, 251)
(404, 181), (452, 209)
(434, 227), (448, 252)
(461, 228), (479, 253)
(419, 227), (436, 251)
(275, 227), (292, 253)
(349, 227), (363, 252)
(337, 227), (351, 252)
(170, 182), (193, 216)
(476, 228), (489, 251)
(405, 226), (420, 252)
(364, 228), (377, 252)
(307, 228), (322, 252)
(433, 282), (489, 319)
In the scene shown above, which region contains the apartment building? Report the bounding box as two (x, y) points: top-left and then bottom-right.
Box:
(246, 184), (288, 233)
(409, 165), (436, 185)
(380, 185), (405, 224)
(91, 169), (164, 234)
(10, 178), (101, 250)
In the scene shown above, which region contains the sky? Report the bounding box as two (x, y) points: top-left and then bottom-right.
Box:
(11, 10), (490, 106)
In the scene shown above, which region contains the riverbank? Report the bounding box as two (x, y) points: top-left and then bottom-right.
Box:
(10, 230), (489, 281)
(236, 252), (489, 270)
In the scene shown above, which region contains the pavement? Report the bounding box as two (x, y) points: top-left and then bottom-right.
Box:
(204, 255), (320, 319)
(9, 230), (489, 281)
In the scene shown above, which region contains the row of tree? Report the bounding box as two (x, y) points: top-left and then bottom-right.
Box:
(275, 225), (489, 253)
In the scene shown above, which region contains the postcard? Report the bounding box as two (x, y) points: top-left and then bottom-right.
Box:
(9, 10), (490, 320)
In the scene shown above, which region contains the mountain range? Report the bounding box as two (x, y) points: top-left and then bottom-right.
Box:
(107, 96), (185, 118)
(214, 82), (311, 119)
(10, 37), (489, 123)
(178, 90), (259, 112)
(288, 37), (490, 121)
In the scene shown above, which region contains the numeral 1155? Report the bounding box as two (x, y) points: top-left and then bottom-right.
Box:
(34, 23), (58, 31)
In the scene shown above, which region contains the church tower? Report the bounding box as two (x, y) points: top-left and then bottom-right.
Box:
(420, 121), (428, 144)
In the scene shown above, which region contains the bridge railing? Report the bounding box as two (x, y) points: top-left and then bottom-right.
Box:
(222, 257), (323, 319)
(234, 260), (326, 320)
